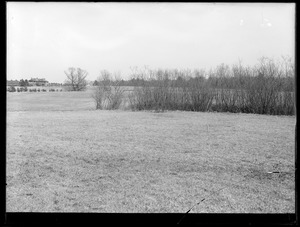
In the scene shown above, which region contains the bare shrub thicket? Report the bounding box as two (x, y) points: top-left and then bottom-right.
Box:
(128, 67), (215, 112)
(92, 57), (294, 115)
(206, 57), (295, 115)
(188, 76), (214, 112)
(127, 56), (294, 115)
(93, 70), (125, 110)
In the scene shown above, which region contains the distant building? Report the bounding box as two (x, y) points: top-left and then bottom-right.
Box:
(28, 78), (49, 86)
(48, 82), (62, 86)
(7, 80), (20, 86)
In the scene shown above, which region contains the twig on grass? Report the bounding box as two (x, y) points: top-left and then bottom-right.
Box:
(177, 198), (205, 225)
(177, 185), (229, 225)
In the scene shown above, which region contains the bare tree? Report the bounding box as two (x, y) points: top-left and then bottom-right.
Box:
(64, 67), (88, 91)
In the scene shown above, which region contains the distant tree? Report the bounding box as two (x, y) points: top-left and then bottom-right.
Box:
(25, 79), (29, 86)
(19, 79), (25, 86)
(119, 79), (125, 86)
(175, 76), (185, 87)
(93, 80), (99, 86)
(64, 67), (88, 91)
(10, 86), (16, 92)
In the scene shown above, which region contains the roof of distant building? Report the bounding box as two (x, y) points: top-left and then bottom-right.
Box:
(29, 78), (48, 82)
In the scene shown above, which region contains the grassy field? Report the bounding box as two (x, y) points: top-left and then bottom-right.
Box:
(6, 91), (295, 213)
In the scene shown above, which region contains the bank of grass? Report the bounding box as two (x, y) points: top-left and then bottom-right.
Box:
(6, 91), (295, 212)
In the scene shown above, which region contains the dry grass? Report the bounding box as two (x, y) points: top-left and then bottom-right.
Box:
(6, 92), (295, 213)
(6, 91), (95, 112)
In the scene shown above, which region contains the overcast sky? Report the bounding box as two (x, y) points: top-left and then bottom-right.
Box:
(7, 3), (295, 83)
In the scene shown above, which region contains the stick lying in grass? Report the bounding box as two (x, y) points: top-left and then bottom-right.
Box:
(177, 198), (206, 225)
(177, 184), (229, 225)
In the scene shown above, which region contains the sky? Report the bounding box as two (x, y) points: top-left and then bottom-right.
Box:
(7, 3), (295, 83)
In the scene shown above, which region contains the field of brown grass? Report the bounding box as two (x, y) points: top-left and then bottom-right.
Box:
(6, 91), (295, 213)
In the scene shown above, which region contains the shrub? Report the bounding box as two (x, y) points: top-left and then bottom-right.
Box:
(93, 71), (125, 110)
(9, 86), (16, 92)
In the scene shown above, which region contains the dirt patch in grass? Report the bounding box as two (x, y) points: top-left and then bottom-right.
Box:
(6, 93), (295, 213)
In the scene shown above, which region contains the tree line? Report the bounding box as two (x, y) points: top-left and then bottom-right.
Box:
(28, 56), (294, 115)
